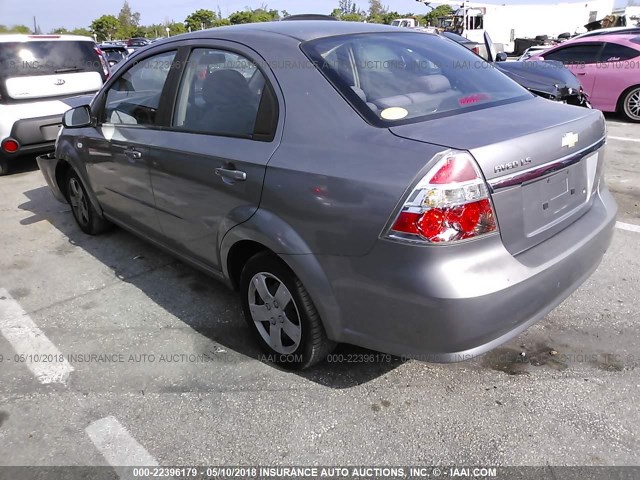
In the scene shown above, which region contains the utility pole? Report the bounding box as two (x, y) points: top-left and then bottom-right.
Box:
(33, 16), (37, 34)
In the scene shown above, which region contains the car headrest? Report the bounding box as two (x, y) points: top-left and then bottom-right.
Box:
(202, 69), (252, 106)
(417, 75), (451, 94)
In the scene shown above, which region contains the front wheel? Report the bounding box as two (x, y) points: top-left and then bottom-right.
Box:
(66, 169), (111, 235)
(620, 86), (640, 122)
(239, 252), (335, 370)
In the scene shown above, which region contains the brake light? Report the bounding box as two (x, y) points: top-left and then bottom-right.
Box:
(94, 47), (110, 78)
(472, 46), (480, 55)
(1, 138), (20, 153)
(384, 150), (498, 244)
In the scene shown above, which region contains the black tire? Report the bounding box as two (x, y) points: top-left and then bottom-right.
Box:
(239, 252), (335, 370)
(619, 86), (640, 123)
(0, 158), (8, 176)
(65, 169), (111, 235)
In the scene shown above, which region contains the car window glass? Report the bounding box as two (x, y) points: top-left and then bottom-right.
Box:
(302, 32), (527, 125)
(601, 43), (640, 62)
(172, 48), (264, 137)
(543, 44), (602, 64)
(102, 51), (176, 126)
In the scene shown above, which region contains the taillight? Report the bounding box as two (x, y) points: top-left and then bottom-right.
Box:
(94, 47), (110, 78)
(384, 150), (498, 244)
(1, 138), (20, 154)
(472, 46), (480, 55)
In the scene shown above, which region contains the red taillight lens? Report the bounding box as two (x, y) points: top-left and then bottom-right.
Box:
(386, 150), (498, 244)
(472, 46), (480, 55)
(1, 138), (20, 153)
(94, 47), (110, 78)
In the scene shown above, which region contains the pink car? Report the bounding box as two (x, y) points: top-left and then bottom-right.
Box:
(529, 34), (640, 122)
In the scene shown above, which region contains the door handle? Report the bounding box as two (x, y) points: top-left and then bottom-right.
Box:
(215, 168), (247, 182)
(124, 149), (142, 160)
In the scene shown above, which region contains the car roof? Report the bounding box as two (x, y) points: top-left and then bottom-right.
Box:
(574, 26), (640, 38)
(160, 20), (425, 44)
(0, 34), (94, 43)
(545, 33), (640, 47)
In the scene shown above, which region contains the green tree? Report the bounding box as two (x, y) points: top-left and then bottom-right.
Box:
(212, 18), (231, 27)
(424, 5), (453, 27)
(51, 27), (70, 34)
(91, 15), (120, 41)
(228, 10), (254, 24)
(367, 0), (387, 23)
(117, 0), (141, 38)
(185, 9), (216, 31)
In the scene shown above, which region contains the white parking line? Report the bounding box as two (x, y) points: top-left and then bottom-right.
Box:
(0, 288), (74, 384)
(616, 221), (640, 233)
(86, 416), (167, 480)
(608, 136), (640, 143)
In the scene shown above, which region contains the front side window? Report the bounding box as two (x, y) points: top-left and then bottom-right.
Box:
(172, 49), (264, 137)
(543, 44), (603, 64)
(102, 51), (176, 126)
(302, 32), (529, 126)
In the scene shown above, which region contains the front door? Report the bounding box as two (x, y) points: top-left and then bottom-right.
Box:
(84, 50), (177, 235)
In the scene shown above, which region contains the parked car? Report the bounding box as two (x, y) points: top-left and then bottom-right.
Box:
(445, 32), (591, 107)
(518, 45), (551, 61)
(126, 37), (151, 54)
(99, 43), (129, 67)
(440, 31), (484, 57)
(529, 34), (640, 121)
(0, 34), (109, 175)
(38, 22), (616, 369)
(572, 26), (640, 40)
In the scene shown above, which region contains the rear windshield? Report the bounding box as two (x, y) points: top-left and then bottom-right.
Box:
(0, 40), (103, 79)
(301, 32), (530, 126)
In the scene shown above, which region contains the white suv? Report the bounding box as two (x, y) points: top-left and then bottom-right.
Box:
(0, 35), (109, 175)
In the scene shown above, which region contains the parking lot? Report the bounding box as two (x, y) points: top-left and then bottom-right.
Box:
(0, 115), (638, 469)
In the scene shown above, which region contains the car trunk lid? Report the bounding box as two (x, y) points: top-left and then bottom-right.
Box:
(389, 98), (606, 255)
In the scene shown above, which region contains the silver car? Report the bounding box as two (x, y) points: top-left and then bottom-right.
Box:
(38, 21), (617, 369)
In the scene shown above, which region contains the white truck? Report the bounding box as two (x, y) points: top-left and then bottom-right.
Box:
(390, 18), (421, 28)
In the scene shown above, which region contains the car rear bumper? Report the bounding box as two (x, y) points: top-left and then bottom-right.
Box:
(1, 115), (61, 160)
(312, 187), (617, 362)
(36, 153), (66, 203)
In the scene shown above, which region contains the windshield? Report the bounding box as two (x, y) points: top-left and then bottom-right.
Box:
(302, 32), (530, 126)
(0, 40), (103, 79)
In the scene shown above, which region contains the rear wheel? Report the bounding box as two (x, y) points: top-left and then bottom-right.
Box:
(239, 252), (335, 370)
(66, 169), (111, 235)
(0, 159), (8, 176)
(620, 86), (640, 122)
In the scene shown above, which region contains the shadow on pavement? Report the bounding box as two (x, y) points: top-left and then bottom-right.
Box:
(18, 185), (404, 389)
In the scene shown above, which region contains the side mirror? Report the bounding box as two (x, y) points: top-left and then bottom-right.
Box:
(62, 105), (92, 128)
(496, 52), (508, 62)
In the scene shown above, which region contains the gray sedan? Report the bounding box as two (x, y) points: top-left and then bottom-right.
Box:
(38, 21), (617, 369)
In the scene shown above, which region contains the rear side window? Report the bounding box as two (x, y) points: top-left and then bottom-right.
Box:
(600, 42), (640, 62)
(0, 40), (103, 79)
(102, 51), (176, 126)
(172, 48), (265, 138)
(301, 32), (529, 126)
(543, 44), (603, 64)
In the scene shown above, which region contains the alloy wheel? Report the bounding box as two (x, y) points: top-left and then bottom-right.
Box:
(247, 272), (302, 355)
(624, 88), (640, 121)
(68, 177), (90, 227)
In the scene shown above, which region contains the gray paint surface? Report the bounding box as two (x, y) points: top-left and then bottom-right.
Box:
(40, 20), (617, 360)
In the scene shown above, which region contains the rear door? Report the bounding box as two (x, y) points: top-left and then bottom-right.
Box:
(541, 42), (604, 97)
(589, 42), (640, 111)
(83, 49), (178, 235)
(147, 42), (282, 270)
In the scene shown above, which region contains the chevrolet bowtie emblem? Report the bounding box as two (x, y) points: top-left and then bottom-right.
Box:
(562, 132), (579, 148)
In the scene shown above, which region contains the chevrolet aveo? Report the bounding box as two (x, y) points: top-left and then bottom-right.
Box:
(38, 21), (617, 369)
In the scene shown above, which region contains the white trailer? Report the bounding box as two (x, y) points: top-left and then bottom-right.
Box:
(417, 0), (617, 53)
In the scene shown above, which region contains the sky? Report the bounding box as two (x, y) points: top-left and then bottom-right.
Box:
(0, 0), (629, 33)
